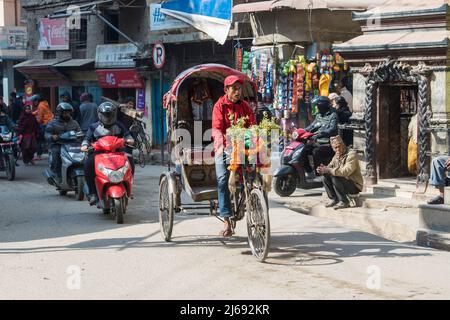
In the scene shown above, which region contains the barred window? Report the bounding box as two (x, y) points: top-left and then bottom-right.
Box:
(70, 18), (87, 49)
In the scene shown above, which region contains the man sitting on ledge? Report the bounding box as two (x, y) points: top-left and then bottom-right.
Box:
(316, 135), (363, 210)
(427, 156), (450, 205)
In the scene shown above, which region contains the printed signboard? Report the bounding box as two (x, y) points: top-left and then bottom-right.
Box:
(95, 43), (138, 68)
(0, 26), (27, 59)
(150, 3), (190, 31)
(38, 18), (69, 50)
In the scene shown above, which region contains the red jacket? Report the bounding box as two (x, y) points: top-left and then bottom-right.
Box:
(212, 95), (256, 152)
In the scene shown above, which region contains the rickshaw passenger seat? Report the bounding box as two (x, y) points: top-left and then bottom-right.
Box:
(181, 146), (215, 165)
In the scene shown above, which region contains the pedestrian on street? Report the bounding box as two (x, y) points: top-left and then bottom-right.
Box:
(8, 92), (24, 124)
(30, 94), (54, 160)
(407, 113), (419, 175)
(334, 96), (353, 146)
(317, 135), (363, 210)
(338, 78), (353, 113)
(79, 93), (98, 134)
(118, 96), (136, 131)
(0, 96), (8, 115)
(426, 155), (450, 205)
(17, 105), (39, 165)
(328, 92), (339, 108)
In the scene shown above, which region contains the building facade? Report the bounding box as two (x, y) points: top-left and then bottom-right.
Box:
(0, 0), (26, 101)
(334, 0), (450, 188)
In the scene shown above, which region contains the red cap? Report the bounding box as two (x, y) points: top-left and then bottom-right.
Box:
(224, 75), (244, 88)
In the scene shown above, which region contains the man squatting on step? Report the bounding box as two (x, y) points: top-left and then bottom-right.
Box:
(316, 135), (363, 210)
(427, 155), (450, 205)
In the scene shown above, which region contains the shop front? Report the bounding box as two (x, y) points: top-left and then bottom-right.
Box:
(14, 59), (69, 111)
(333, 1), (449, 189)
(14, 58), (103, 111)
(232, 1), (360, 150)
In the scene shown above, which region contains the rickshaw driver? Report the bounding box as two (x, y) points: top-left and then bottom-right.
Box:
(212, 75), (257, 237)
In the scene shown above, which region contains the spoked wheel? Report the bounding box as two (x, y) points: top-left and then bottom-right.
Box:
(75, 176), (84, 201)
(159, 176), (174, 241)
(246, 189), (270, 262)
(5, 154), (15, 181)
(114, 197), (126, 224)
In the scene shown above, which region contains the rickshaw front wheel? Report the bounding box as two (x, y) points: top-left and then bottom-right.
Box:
(246, 188), (270, 262)
(159, 176), (174, 242)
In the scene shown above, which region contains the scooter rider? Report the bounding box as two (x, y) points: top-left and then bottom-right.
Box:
(44, 103), (81, 183)
(80, 102), (134, 206)
(0, 105), (15, 170)
(303, 96), (338, 179)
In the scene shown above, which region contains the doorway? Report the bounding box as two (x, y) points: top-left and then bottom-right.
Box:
(376, 84), (418, 179)
(151, 78), (170, 147)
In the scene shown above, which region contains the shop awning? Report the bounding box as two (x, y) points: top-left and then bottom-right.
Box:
(96, 69), (144, 89)
(233, 1), (273, 13)
(353, 0), (448, 20)
(14, 59), (68, 80)
(233, 0), (373, 13)
(333, 30), (450, 52)
(53, 59), (95, 68)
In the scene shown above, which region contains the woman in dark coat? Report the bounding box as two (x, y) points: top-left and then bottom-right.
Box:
(17, 105), (39, 165)
(335, 96), (353, 146)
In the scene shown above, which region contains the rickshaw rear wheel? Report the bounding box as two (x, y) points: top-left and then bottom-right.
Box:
(246, 189), (270, 262)
(159, 175), (174, 242)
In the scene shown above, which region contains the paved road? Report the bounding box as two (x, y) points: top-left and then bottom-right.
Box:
(0, 160), (449, 299)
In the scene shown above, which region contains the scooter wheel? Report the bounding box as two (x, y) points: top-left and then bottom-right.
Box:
(114, 198), (125, 224)
(75, 176), (84, 201)
(59, 190), (68, 196)
(273, 175), (297, 197)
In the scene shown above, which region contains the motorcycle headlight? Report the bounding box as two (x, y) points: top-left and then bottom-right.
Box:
(1, 133), (12, 141)
(68, 152), (85, 163)
(109, 170), (125, 183)
(97, 161), (130, 183)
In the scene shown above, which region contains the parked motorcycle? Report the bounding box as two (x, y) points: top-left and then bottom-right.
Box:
(43, 130), (86, 200)
(0, 125), (16, 181)
(84, 136), (133, 224)
(273, 128), (331, 197)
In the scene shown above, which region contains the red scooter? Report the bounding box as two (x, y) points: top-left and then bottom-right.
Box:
(273, 128), (332, 197)
(85, 136), (133, 224)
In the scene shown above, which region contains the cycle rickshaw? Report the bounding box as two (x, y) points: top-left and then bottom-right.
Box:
(158, 64), (271, 262)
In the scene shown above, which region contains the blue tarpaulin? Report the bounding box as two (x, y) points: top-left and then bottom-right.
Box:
(160, 0), (232, 45)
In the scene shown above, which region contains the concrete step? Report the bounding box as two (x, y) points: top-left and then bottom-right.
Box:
(365, 183), (439, 201)
(280, 196), (418, 243)
(320, 192), (422, 209)
(273, 190), (450, 251)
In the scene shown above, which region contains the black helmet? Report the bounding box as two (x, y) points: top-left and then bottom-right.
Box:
(56, 102), (74, 118)
(98, 102), (117, 127)
(314, 96), (331, 114)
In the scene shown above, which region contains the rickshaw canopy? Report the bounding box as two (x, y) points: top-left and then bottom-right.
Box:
(163, 64), (258, 109)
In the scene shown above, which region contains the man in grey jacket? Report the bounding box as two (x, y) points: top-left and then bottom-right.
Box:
(79, 93), (98, 134)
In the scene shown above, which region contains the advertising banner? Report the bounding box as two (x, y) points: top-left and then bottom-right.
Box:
(38, 18), (69, 50)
